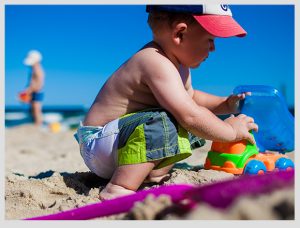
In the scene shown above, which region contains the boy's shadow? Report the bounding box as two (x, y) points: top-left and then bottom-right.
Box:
(28, 170), (109, 196)
(26, 163), (204, 195)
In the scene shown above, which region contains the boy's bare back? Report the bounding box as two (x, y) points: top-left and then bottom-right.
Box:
(84, 41), (191, 127)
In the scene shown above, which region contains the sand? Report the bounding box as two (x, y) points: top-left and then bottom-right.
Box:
(4, 124), (295, 220)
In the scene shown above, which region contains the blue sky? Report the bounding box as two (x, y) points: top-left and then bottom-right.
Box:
(5, 5), (295, 108)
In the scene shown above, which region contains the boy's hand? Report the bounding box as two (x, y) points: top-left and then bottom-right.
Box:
(224, 113), (258, 144)
(226, 92), (251, 114)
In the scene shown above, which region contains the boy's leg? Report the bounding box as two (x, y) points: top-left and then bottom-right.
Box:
(31, 101), (43, 126)
(100, 160), (161, 200)
(145, 164), (173, 183)
(99, 110), (201, 200)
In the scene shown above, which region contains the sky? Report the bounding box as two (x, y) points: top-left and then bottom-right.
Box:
(5, 4), (295, 109)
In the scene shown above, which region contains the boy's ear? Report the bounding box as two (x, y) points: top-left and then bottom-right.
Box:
(172, 22), (188, 45)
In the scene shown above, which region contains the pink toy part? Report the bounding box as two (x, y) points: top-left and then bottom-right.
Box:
(25, 184), (194, 220)
(185, 169), (294, 209)
(25, 170), (294, 220)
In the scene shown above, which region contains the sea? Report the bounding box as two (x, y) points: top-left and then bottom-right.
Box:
(5, 105), (294, 130)
(5, 105), (87, 130)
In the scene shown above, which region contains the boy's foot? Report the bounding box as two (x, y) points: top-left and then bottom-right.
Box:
(143, 173), (171, 184)
(99, 183), (135, 201)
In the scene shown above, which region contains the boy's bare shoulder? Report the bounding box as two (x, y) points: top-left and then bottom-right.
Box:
(132, 44), (179, 78)
(138, 50), (174, 67)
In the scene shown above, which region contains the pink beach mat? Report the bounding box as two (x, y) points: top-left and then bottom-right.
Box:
(25, 170), (294, 220)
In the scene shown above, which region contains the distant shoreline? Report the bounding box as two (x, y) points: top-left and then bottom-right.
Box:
(5, 105), (88, 113)
(5, 105), (295, 129)
(4, 105), (295, 116)
(5, 105), (87, 128)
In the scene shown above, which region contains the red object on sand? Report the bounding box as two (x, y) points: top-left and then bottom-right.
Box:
(18, 91), (31, 103)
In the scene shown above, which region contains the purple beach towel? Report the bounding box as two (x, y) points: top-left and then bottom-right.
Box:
(25, 170), (294, 220)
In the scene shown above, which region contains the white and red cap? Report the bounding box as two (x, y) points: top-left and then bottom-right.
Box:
(146, 5), (247, 38)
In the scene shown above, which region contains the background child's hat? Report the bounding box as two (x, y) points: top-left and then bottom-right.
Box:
(23, 50), (42, 66)
(146, 5), (247, 38)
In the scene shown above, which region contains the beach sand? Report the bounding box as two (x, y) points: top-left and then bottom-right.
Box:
(5, 124), (295, 220)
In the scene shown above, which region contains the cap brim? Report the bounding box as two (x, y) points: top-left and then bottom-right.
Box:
(23, 58), (32, 66)
(193, 15), (247, 38)
(23, 57), (37, 66)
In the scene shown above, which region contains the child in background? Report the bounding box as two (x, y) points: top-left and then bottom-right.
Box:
(22, 50), (45, 126)
(75, 5), (258, 200)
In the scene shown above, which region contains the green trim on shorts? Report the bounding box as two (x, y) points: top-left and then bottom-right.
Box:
(118, 124), (147, 165)
(117, 110), (153, 165)
(116, 109), (203, 169)
(117, 115), (192, 169)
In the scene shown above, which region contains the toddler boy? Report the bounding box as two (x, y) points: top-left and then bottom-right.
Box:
(75, 5), (258, 200)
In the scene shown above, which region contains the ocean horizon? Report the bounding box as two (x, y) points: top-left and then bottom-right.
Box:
(5, 105), (87, 128)
(5, 104), (295, 129)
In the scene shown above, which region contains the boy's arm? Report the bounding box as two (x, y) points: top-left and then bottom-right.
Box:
(190, 89), (228, 114)
(142, 56), (257, 143)
(191, 89), (247, 115)
(185, 72), (243, 115)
